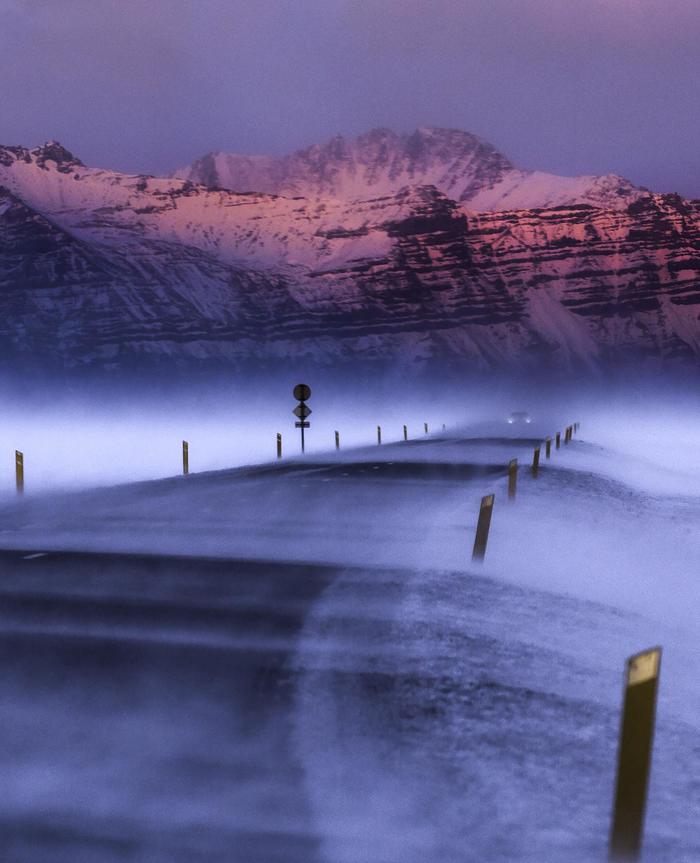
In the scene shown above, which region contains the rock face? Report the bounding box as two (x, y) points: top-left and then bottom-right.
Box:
(0, 133), (698, 372)
(174, 127), (645, 212)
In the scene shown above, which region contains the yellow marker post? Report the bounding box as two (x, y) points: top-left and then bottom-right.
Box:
(532, 446), (540, 478)
(276, 433), (282, 459)
(472, 494), (495, 562)
(508, 459), (518, 501)
(15, 450), (24, 495)
(335, 430), (340, 450)
(182, 440), (189, 476)
(609, 647), (662, 861)
(377, 425), (382, 445)
(403, 425), (408, 442)
(545, 437), (552, 459)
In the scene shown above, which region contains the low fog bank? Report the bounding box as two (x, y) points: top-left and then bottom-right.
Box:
(0, 368), (696, 496)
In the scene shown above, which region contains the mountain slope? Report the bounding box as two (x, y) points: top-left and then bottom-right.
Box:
(173, 127), (645, 212)
(0, 139), (698, 372)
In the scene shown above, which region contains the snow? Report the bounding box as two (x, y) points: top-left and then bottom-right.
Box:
(0, 398), (698, 860)
(173, 127), (644, 212)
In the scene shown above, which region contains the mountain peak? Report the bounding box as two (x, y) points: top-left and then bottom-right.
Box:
(31, 141), (84, 168)
(0, 140), (84, 172)
(173, 126), (641, 211)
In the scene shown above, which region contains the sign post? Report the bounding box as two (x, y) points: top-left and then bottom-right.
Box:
(508, 459), (518, 501)
(293, 384), (312, 454)
(609, 647), (662, 861)
(15, 450), (24, 495)
(472, 494), (495, 561)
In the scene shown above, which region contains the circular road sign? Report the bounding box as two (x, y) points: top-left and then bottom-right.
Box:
(293, 383), (311, 401)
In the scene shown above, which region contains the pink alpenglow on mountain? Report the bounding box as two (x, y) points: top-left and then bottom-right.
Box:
(0, 129), (698, 372)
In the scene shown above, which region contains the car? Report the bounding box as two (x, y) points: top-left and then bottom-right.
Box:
(508, 411), (532, 425)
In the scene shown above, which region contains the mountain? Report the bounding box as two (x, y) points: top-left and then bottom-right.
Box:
(173, 127), (645, 212)
(0, 135), (698, 373)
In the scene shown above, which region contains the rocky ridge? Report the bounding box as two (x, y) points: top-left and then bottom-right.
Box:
(0, 133), (698, 372)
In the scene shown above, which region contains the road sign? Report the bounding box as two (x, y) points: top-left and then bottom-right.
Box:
(293, 383), (311, 453)
(293, 404), (312, 419)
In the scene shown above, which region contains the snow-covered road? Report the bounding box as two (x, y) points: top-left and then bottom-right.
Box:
(0, 426), (697, 861)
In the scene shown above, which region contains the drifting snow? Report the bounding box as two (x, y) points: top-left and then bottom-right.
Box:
(0, 403), (698, 861)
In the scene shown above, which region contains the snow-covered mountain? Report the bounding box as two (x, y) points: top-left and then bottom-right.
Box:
(174, 127), (645, 212)
(0, 136), (698, 372)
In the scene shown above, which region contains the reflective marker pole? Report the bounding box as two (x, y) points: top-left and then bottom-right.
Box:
(472, 494), (495, 561)
(182, 440), (189, 475)
(532, 446), (540, 478)
(335, 430), (340, 450)
(15, 450), (24, 495)
(377, 425), (382, 445)
(609, 647), (662, 861)
(545, 437), (552, 459)
(424, 422), (429, 435)
(277, 433), (282, 459)
(508, 459), (518, 501)
(556, 432), (561, 450)
(403, 424), (408, 442)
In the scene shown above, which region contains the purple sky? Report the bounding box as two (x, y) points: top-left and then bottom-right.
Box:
(2, 0), (699, 196)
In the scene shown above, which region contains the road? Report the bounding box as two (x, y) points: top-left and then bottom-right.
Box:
(0, 431), (698, 862)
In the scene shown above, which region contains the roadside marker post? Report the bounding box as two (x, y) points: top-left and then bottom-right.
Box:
(335, 430), (340, 450)
(609, 647), (662, 861)
(403, 424), (408, 442)
(556, 432), (561, 450)
(15, 450), (24, 495)
(377, 425), (382, 445)
(276, 433), (282, 459)
(293, 384), (312, 454)
(424, 422), (429, 435)
(545, 437), (552, 459)
(182, 440), (189, 475)
(532, 447), (541, 478)
(472, 494), (495, 562)
(508, 459), (518, 501)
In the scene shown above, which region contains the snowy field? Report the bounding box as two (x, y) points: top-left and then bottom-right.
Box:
(0, 401), (698, 862)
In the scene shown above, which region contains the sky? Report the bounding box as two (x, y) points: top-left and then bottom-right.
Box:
(1, 0), (699, 196)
